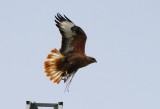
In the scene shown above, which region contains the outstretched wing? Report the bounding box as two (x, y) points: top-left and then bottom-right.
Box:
(55, 13), (87, 55)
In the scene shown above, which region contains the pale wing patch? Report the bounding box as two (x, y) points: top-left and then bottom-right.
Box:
(59, 21), (76, 38)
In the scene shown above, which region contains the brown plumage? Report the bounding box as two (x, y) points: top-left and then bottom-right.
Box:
(44, 13), (96, 90)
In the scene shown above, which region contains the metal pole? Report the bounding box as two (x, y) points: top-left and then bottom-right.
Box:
(58, 102), (63, 109)
(26, 101), (63, 109)
(26, 101), (31, 109)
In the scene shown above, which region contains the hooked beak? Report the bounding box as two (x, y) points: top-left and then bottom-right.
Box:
(94, 59), (97, 63)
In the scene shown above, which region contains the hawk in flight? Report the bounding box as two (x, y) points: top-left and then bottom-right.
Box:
(44, 13), (97, 90)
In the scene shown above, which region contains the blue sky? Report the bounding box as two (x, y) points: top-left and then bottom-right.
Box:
(0, 0), (160, 109)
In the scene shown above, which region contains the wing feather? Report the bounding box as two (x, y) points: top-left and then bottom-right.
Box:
(55, 13), (87, 55)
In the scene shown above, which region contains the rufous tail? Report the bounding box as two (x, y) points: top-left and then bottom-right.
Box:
(44, 49), (64, 84)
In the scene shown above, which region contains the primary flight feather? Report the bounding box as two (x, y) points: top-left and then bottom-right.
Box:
(44, 13), (97, 90)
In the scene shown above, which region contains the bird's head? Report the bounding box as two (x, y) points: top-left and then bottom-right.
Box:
(87, 56), (97, 64)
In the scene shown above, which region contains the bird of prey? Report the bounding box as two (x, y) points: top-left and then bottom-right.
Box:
(44, 13), (97, 90)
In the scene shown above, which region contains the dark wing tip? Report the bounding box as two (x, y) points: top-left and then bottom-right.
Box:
(55, 13), (73, 24)
(64, 15), (72, 22)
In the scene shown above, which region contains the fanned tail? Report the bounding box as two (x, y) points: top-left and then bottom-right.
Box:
(44, 49), (64, 84)
(44, 49), (77, 91)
